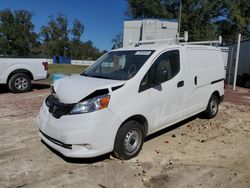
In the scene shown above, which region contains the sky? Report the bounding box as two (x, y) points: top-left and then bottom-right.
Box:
(0, 0), (128, 50)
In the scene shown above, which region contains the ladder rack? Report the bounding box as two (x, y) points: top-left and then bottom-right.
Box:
(135, 31), (222, 46)
(183, 36), (222, 46)
(135, 38), (178, 46)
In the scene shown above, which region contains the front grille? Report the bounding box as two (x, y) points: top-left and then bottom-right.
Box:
(40, 130), (72, 149)
(45, 94), (74, 119)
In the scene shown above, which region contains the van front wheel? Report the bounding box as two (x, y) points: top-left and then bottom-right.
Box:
(203, 95), (219, 119)
(113, 120), (145, 160)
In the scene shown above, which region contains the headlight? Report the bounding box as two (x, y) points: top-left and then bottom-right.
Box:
(70, 94), (110, 114)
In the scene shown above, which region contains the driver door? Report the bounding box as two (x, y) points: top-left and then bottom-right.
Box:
(139, 49), (189, 132)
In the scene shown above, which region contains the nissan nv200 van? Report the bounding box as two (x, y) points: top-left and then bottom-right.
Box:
(38, 44), (224, 160)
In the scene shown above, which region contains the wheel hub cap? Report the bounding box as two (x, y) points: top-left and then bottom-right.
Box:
(124, 129), (141, 155)
(210, 100), (218, 115)
(15, 77), (28, 90)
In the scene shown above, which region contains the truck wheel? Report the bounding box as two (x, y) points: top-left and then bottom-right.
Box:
(113, 120), (145, 160)
(203, 95), (219, 119)
(8, 73), (31, 93)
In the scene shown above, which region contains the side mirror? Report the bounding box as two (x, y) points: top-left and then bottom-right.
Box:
(154, 69), (168, 84)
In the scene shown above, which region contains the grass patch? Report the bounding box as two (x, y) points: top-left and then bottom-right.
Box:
(37, 64), (88, 84)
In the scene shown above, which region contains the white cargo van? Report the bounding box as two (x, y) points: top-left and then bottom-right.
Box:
(38, 43), (224, 160)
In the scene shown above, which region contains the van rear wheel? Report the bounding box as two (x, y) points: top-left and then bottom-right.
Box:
(203, 95), (219, 119)
(113, 120), (145, 160)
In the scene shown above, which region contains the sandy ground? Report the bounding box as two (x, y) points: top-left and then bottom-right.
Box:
(0, 84), (250, 188)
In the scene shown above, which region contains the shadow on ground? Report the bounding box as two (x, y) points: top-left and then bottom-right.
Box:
(145, 115), (198, 142)
(0, 83), (50, 94)
(32, 83), (50, 90)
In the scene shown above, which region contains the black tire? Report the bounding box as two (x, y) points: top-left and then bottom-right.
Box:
(113, 120), (145, 160)
(203, 95), (219, 119)
(8, 73), (31, 93)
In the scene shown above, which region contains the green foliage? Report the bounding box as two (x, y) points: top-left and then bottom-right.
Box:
(127, 0), (250, 43)
(70, 19), (84, 59)
(216, 0), (250, 43)
(40, 14), (103, 59)
(72, 18), (84, 41)
(40, 14), (70, 57)
(0, 9), (38, 56)
(0, 10), (103, 59)
(179, 0), (224, 41)
(69, 40), (102, 60)
(127, 0), (165, 18)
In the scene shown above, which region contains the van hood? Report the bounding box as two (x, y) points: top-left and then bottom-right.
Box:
(53, 75), (125, 104)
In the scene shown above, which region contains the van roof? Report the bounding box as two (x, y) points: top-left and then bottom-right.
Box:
(112, 44), (221, 52)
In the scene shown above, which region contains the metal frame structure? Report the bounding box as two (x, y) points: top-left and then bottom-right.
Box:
(135, 31), (222, 47)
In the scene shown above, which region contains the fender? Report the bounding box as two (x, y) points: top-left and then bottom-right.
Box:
(1, 63), (34, 84)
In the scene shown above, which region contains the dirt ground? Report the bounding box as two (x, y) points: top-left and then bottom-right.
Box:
(0, 84), (250, 188)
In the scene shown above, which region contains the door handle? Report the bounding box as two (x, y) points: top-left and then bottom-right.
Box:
(177, 80), (184, 88)
(194, 76), (197, 85)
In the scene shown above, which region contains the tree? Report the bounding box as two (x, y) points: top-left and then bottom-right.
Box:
(178, 0), (225, 41)
(70, 19), (84, 59)
(40, 14), (70, 57)
(72, 18), (84, 41)
(40, 14), (103, 60)
(0, 9), (38, 56)
(216, 0), (250, 43)
(111, 32), (123, 49)
(0, 9), (103, 60)
(81, 40), (103, 60)
(126, 0), (165, 18)
(126, 0), (250, 43)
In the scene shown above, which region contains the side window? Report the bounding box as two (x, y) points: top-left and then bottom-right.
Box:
(139, 50), (180, 92)
(155, 50), (180, 82)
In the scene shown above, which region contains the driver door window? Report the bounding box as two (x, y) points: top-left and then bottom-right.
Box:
(139, 50), (180, 92)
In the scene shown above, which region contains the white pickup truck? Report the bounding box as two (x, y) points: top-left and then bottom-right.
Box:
(0, 58), (48, 93)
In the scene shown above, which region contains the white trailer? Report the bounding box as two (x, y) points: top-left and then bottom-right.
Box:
(123, 19), (178, 47)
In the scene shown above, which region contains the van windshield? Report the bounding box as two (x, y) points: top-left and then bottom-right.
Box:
(82, 50), (154, 80)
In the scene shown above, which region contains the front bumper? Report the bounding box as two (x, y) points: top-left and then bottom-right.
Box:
(38, 102), (122, 158)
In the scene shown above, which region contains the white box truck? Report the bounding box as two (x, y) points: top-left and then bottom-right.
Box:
(38, 42), (225, 160)
(0, 58), (48, 92)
